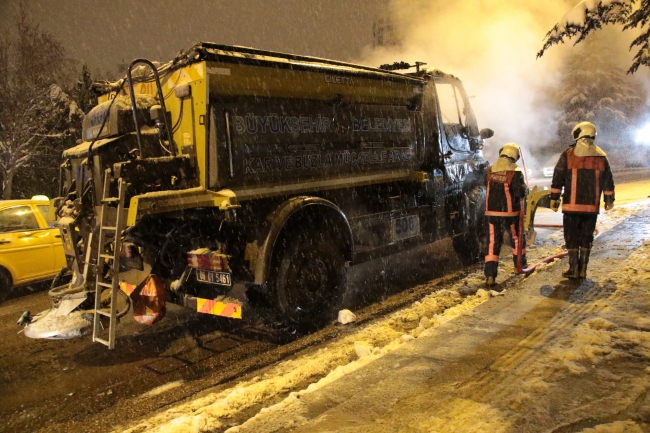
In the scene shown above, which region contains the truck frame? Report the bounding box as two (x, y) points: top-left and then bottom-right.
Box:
(24, 42), (495, 347)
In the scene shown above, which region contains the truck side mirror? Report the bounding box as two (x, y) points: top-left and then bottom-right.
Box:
(479, 128), (494, 140)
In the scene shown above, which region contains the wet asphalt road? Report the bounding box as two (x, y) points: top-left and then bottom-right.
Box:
(0, 237), (463, 433)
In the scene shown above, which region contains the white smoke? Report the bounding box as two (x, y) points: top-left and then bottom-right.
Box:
(357, 0), (577, 166)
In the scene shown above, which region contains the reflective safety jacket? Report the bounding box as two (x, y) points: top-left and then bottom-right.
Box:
(550, 144), (614, 214)
(484, 158), (527, 217)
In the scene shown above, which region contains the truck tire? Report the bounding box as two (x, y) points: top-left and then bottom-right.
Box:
(274, 228), (346, 330)
(453, 186), (487, 264)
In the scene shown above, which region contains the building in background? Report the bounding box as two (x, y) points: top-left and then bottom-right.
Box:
(373, 17), (400, 47)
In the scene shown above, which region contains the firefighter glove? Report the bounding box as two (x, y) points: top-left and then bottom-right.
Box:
(605, 202), (614, 211)
(550, 199), (560, 212)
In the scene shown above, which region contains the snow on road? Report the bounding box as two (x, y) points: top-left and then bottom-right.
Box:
(118, 284), (492, 433)
(116, 197), (650, 433)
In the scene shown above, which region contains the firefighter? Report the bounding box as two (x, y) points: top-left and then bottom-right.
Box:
(484, 143), (528, 287)
(549, 121), (614, 279)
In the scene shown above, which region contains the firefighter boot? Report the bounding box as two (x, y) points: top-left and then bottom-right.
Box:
(513, 255), (528, 271)
(579, 248), (591, 279)
(486, 276), (496, 287)
(562, 249), (580, 279)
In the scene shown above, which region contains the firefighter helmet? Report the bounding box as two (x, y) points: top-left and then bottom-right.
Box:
(572, 121), (597, 141)
(499, 143), (520, 162)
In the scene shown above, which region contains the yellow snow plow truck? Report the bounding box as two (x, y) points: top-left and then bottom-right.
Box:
(20, 42), (547, 348)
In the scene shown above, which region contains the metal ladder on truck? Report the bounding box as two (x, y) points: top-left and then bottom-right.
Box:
(92, 169), (128, 349)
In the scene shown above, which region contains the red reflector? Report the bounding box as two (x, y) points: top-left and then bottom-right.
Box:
(121, 243), (139, 258)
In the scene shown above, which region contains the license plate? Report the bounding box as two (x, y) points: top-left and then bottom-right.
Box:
(195, 269), (232, 286)
(391, 215), (420, 242)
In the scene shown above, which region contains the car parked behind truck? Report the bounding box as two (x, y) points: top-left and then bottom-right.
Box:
(0, 196), (65, 293)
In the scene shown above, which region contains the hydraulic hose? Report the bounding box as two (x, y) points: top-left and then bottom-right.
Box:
(515, 224), (600, 274)
(49, 284), (132, 318)
(516, 148), (530, 273)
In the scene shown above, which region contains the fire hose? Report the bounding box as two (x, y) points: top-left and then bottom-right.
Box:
(514, 148), (599, 274)
(515, 219), (600, 274)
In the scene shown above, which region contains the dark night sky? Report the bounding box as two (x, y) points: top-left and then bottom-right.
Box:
(0, 0), (388, 76)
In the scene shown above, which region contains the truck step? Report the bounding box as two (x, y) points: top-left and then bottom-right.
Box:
(95, 309), (112, 318)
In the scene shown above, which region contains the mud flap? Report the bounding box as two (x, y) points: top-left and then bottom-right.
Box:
(128, 275), (166, 325)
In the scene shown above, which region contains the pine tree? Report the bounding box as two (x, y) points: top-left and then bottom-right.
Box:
(74, 64), (96, 115)
(537, 0), (650, 74)
(553, 33), (644, 162)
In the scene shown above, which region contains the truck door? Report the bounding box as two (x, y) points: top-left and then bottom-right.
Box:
(432, 78), (481, 188)
(418, 83), (446, 238)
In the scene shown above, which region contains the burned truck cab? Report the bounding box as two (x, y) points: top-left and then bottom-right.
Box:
(413, 69), (491, 255)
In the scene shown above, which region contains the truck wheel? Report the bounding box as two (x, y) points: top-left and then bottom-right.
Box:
(274, 229), (346, 330)
(453, 186), (487, 265)
(453, 229), (485, 264)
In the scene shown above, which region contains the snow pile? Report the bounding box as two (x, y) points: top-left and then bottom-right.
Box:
(337, 309), (356, 324)
(579, 420), (645, 432)
(406, 398), (513, 433)
(543, 241), (650, 375)
(353, 341), (374, 358)
(596, 199), (650, 231)
(23, 309), (91, 340)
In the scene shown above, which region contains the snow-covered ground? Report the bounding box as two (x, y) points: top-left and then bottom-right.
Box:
(115, 194), (650, 433)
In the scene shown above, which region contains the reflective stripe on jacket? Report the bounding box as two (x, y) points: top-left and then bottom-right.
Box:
(485, 166), (527, 217)
(550, 147), (615, 214)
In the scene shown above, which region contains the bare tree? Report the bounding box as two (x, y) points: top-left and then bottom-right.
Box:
(0, 5), (81, 199)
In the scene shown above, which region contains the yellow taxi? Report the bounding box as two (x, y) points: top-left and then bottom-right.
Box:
(0, 196), (66, 291)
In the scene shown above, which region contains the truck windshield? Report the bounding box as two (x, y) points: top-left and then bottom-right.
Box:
(437, 82), (466, 126)
(436, 81), (471, 152)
